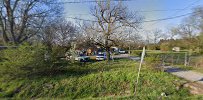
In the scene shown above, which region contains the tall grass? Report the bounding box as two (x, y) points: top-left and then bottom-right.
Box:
(0, 59), (191, 99)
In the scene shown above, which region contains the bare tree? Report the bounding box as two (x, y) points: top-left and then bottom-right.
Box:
(144, 30), (151, 44)
(0, 0), (61, 45)
(144, 29), (162, 44)
(118, 28), (143, 50)
(55, 20), (77, 47)
(171, 7), (203, 39)
(191, 7), (203, 49)
(168, 27), (178, 39)
(38, 18), (77, 51)
(151, 29), (163, 43)
(187, 7), (203, 33)
(88, 0), (142, 62)
(173, 24), (196, 39)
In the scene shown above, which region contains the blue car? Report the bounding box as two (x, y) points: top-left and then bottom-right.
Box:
(96, 53), (106, 61)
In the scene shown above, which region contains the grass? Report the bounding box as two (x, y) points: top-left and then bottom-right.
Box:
(193, 68), (203, 73)
(0, 59), (196, 99)
(171, 65), (194, 71)
(170, 56), (203, 73)
(189, 56), (203, 73)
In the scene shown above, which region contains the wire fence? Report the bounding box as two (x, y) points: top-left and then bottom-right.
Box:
(189, 56), (203, 67)
(146, 52), (203, 67)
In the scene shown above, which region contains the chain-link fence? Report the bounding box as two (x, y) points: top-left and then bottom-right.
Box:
(146, 52), (203, 67)
(189, 56), (203, 67)
(146, 52), (189, 66)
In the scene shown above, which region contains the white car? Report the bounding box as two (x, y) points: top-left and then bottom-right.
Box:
(75, 56), (90, 62)
(119, 50), (126, 54)
(96, 53), (113, 61)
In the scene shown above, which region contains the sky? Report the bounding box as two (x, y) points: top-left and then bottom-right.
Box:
(63, 0), (203, 38)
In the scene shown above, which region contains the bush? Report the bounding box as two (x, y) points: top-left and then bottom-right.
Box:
(0, 51), (3, 62)
(160, 43), (171, 51)
(130, 50), (142, 56)
(0, 44), (48, 78)
(147, 44), (160, 50)
(51, 45), (70, 61)
(190, 57), (203, 67)
(145, 56), (162, 71)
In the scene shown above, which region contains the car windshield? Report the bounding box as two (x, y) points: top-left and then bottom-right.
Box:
(97, 54), (104, 56)
(79, 54), (85, 56)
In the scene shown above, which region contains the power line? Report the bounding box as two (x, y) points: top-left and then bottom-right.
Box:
(50, 0), (132, 4)
(142, 12), (197, 23)
(66, 8), (192, 16)
(149, 0), (201, 27)
(66, 17), (97, 22)
(52, 0), (201, 25)
(60, 0), (202, 19)
(65, 11), (199, 23)
(171, 0), (200, 16)
(136, 9), (191, 12)
(61, 6), (198, 17)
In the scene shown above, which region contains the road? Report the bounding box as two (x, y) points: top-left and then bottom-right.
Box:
(164, 66), (203, 94)
(113, 54), (129, 58)
(113, 54), (141, 61)
(164, 66), (203, 84)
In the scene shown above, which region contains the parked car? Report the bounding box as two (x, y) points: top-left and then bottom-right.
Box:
(96, 52), (112, 61)
(75, 55), (90, 62)
(96, 54), (106, 61)
(119, 49), (126, 54)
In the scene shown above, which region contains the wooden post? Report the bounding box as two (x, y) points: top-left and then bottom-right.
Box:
(184, 52), (187, 66)
(172, 54), (174, 65)
(129, 46), (131, 56)
(134, 46), (145, 96)
(176, 55), (180, 65)
(188, 53), (190, 66)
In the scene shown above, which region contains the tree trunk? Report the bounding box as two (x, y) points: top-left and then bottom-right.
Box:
(1, 29), (9, 44)
(106, 47), (110, 62)
(105, 35), (110, 63)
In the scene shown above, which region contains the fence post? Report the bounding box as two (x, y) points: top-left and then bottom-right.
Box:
(161, 55), (165, 66)
(172, 54), (174, 65)
(134, 46), (145, 96)
(176, 55), (180, 65)
(184, 52), (187, 66)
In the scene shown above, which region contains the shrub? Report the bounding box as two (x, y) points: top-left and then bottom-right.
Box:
(51, 46), (70, 61)
(160, 43), (171, 51)
(130, 50), (142, 56)
(190, 57), (203, 67)
(0, 43), (48, 78)
(147, 44), (160, 50)
(145, 56), (162, 71)
(0, 51), (3, 62)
